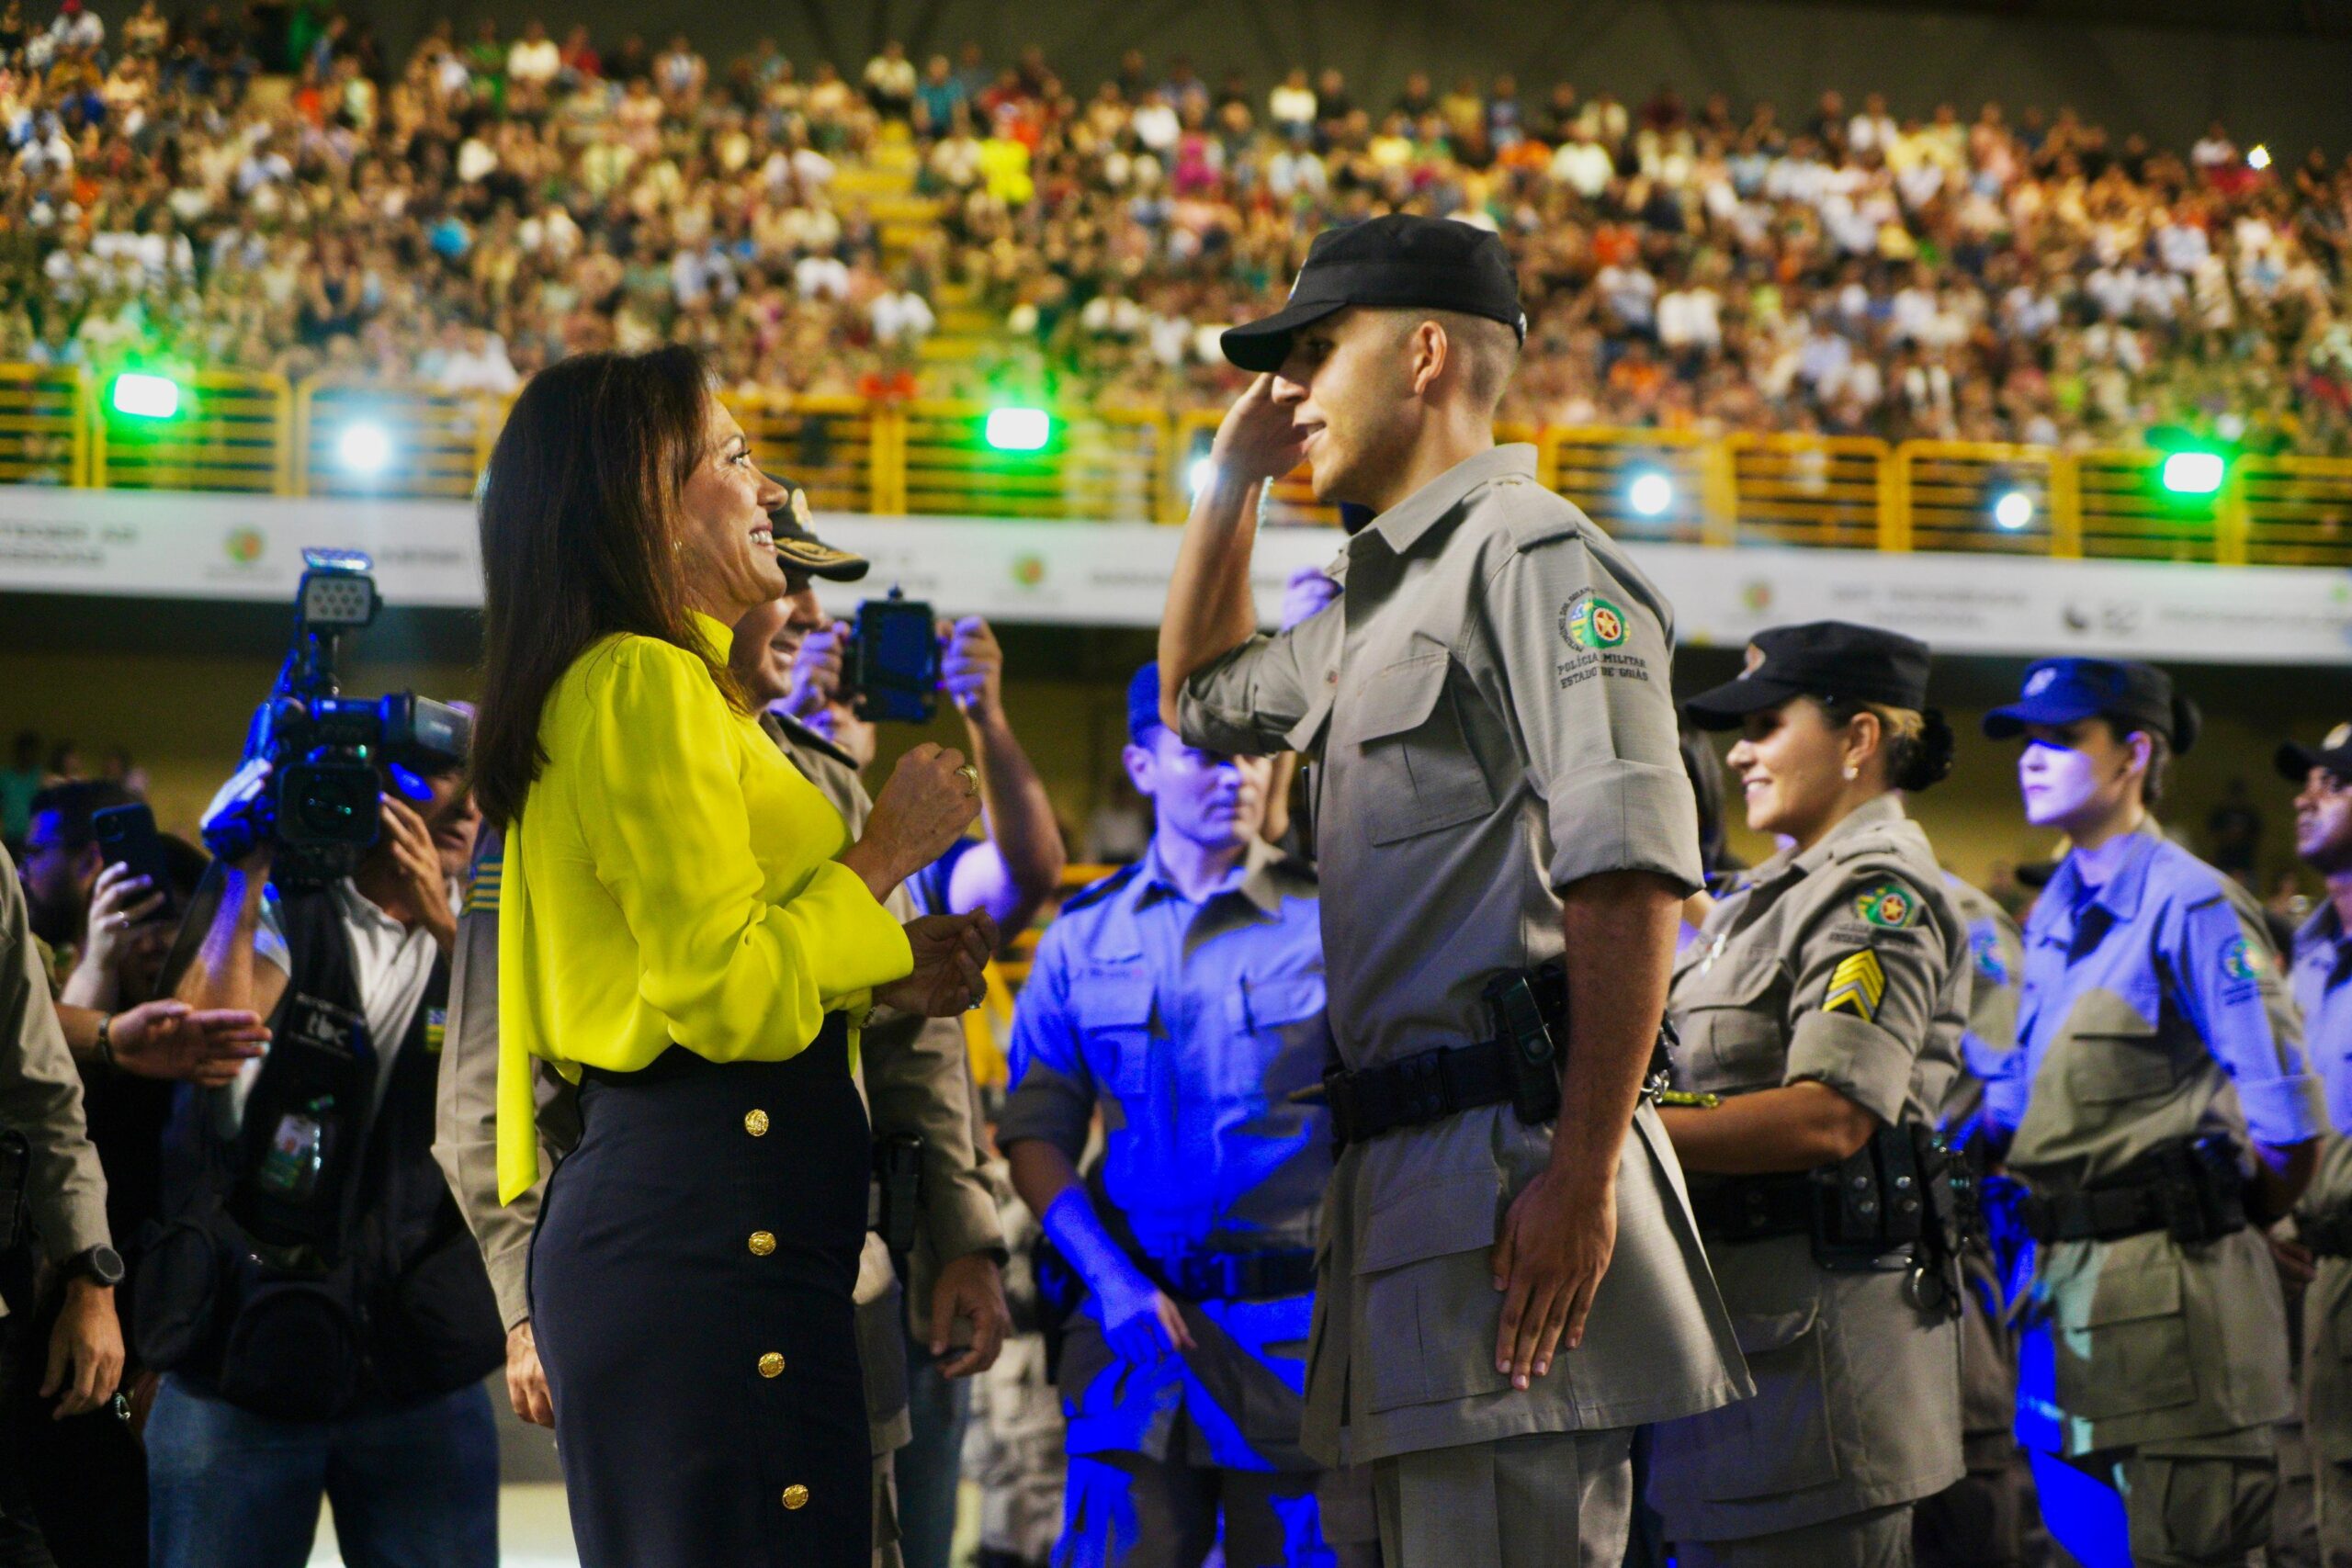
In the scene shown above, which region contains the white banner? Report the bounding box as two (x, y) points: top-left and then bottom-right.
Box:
(3, 488), (2347, 664)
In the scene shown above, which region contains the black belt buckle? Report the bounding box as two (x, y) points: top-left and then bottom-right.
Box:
(1324, 1064), (1362, 1146)
(1395, 1050), (1452, 1127)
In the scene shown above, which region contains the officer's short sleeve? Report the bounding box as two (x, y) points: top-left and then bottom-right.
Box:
(1178, 605), (1342, 758)
(1475, 535), (1702, 894)
(997, 925), (1095, 1161)
(2165, 887), (2324, 1148)
(1783, 867), (1951, 1126)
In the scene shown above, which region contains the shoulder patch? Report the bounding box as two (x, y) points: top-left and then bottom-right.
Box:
(463, 852), (503, 914)
(1057, 860), (1145, 916)
(1971, 924), (2010, 986)
(1823, 950), (1886, 1022)
(1854, 880), (1923, 930)
(1559, 593), (1630, 650)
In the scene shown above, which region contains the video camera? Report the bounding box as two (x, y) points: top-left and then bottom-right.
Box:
(202, 549), (471, 887)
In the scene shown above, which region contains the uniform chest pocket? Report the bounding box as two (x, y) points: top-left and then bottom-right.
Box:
(1077, 974), (1158, 1099)
(1225, 975), (1329, 1101)
(2060, 992), (2177, 1106)
(1672, 950), (1789, 1095)
(1341, 654), (1495, 846)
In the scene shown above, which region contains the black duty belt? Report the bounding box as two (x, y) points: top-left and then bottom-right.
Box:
(2302, 1206), (2352, 1259)
(1688, 1171), (1815, 1246)
(1138, 1246), (1318, 1303)
(2020, 1135), (2247, 1247)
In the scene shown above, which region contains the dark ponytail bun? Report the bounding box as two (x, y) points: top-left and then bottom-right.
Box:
(1894, 708), (1957, 793)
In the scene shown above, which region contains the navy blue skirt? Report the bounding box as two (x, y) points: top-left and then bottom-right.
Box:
(531, 1021), (873, 1568)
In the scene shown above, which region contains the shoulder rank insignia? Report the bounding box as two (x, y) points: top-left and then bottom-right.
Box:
(1822, 951), (1886, 1022)
(463, 858), (502, 915)
(1854, 881), (1920, 930)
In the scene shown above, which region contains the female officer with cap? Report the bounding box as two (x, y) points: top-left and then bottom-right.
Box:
(1647, 620), (1969, 1568)
(1979, 657), (2321, 1568)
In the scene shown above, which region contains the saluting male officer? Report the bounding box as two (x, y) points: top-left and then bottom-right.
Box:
(1158, 214), (1747, 1568)
(1980, 658), (2322, 1567)
(2279, 723), (2352, 1563)
(1000, 664), (1363, 1568)
(435, 512), (1012, 1568)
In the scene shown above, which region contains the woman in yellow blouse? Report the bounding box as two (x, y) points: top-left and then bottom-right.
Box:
(471, 345), (995, 1568)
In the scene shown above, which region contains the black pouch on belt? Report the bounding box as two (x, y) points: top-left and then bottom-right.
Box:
(872, 1134), (924, 1259)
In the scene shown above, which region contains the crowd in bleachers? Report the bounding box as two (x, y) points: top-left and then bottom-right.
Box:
(7, 4), (2352, 452)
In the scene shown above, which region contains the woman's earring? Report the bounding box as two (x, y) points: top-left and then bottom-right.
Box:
(1843, 765), (1859, 781)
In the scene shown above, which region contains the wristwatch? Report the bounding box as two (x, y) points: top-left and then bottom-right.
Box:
(61, 1246), (125, 1288)
(94, 1010), (118, 1071)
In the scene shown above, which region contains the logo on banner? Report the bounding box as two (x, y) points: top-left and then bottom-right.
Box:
(223, 528), (265, 565)
(1011, 554), (1046, 587)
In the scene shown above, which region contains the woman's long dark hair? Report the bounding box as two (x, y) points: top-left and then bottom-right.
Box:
(472, 345), (729, 829)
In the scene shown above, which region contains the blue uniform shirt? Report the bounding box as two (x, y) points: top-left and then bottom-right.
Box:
(1000, 838), (1331, 1468)
(1986, 822), (2321, 1179)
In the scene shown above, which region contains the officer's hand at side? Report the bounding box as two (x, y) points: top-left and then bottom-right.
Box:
(931, 1250), (1012, 1378)
(1094, 1259), (1196, 1366)
(876, 910), (997, 1017)
(1205, 373), (1311, 490)
(843, 742), (984, 901)
(2269, 1228), (2318, 1288)
(42, 1279), (124, 1420)
(1489, 1167), (1618, 1390)
(506, 1321), (554, 1427)
(107, 999), (268, 1087)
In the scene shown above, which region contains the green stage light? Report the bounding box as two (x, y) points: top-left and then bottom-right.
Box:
(984, 407), (1051, 452)
(111, 372), (182, 420)
(2160, 450), (2225, 496)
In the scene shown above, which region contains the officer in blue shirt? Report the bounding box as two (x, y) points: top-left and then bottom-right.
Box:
(999, 665), (1359, 1568)
(2278, 722), (2352, 1556)
(1981, 658), (2322, 1568)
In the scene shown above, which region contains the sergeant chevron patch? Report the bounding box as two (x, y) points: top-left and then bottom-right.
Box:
(1823, 951), (1886, 1021)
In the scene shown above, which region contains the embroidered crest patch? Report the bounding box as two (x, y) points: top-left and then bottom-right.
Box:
(1855, 882), (1921, 930)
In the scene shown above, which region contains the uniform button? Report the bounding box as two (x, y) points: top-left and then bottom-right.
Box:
(781, 1484), (810, 1510)
(744, 1110), (770, 1137)
(758, 1351), (786, 1378)
(748, 1231), (776, 1257)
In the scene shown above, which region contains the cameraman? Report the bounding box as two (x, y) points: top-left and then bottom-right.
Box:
(152, 733), (502, 1568)
(0, 845), (122, 1564)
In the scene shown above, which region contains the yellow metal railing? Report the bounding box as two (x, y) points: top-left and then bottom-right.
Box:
(294, 383), (498, 500)
(16, 367), (2352, 569)
(91, 369), (290, 493)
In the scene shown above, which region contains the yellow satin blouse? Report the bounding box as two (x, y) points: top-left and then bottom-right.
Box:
(494, 612), (912, 1201)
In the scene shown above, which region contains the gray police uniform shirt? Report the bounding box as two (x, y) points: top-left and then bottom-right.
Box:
(434, 711), (1004, 1458)
(1939, 872), (2025, 1139)
(0, 846), (109, 1319)
(1178, 443), (1747, 1468)
(2292, 900), (2352, 1471)
(999, 838), (1331, 1470)
(1938, 870), (2028, 1468)
(1984, 821), (2323, 1458)
(1648, 793), (1966, 1541)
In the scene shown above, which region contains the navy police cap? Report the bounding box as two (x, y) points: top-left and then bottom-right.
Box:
(1983, 657), (2199, 753)
(2278, 721), (2352, 784)
(1221, 215), (1527, 374)
(1682, 621), (1931, 731)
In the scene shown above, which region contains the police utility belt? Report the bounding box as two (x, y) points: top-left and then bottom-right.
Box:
(2018, 1134), (2248, 1247)
(1318, 960), (1670, 1147)
(1688, 1122), (1975, 1317)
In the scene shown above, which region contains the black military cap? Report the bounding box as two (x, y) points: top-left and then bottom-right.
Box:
(1220, 214), (1527, 374)
(770, 495), (868, 582)
(2278, 721), (2352, 784)
(1682, 621), (1931, 731)
(1983, 658), (2198, 753)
